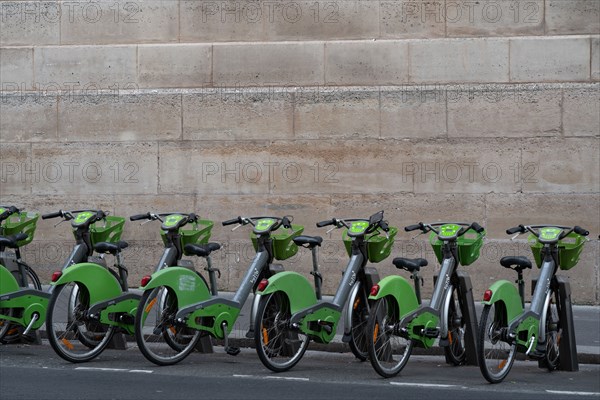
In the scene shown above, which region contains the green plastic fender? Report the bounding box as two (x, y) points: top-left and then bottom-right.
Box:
(369, 275), (420, 318)
(257, 271), (317, 315)
(482, 280), (523, 324)
(141, 267), (210, 309)
(0, 265), (19, 294)
(52, 263), (122, 305)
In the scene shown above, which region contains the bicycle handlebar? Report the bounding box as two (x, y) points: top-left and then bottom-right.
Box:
(507, 224), (590, 239)
(0, 206), (19, 220)
(42, 210), (63, 220)
(316, 219), (335, 228)
(223, 217), (242, 226)
(574, 226), (589, 236)
(404, 223), (423, 232)
(130, 213), (151, 221)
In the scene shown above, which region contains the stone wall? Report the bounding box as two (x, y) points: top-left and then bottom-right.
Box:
(1, 0), (599, 303)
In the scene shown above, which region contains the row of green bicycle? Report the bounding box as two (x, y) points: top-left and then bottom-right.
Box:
(0, 205), (591, 383)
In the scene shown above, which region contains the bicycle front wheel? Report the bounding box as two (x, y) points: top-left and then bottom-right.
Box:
(367, 296), (413, 378)
(478, 303), (516, 383)
(444, 287), (466, 365)
(543, 287), (562, 371)
(254, 292), (309, 372)
(348, 289), (370, 361)
(46, 282), (115, 363)
(135, 286), (201, 366)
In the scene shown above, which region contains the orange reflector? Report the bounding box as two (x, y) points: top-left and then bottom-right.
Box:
(145, 298), (157, 313)
(499, 359), (507, 369)
(373, 323), (379, 343)
(262, 327), (268, 345)
(61, 338), (74, 350)
(353, 297), (361, 310)
(448, 331), (453, 344)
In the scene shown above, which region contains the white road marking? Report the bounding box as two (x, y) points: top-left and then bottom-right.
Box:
(129, 370), (153, 374)
(390, 382), (459, 388)
(75, 367), (153, 374)
(546, 390), (600, 397)
(233, 374), (309, 382)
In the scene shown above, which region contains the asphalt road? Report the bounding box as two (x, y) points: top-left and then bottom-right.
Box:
(1, 344), (599, 400)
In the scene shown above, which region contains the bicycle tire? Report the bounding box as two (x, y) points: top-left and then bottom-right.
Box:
(477, 303), (516, 384)
(135, 286), (201, 366)
(367, 296), (413, 378)
(444, 287), (467, 365)
(46, 282), (115, 363)
(348, 288), (370, 361)
(1, 266), (43, 343)
(543, 286), (561, 371)
(254, 292), (309, 372)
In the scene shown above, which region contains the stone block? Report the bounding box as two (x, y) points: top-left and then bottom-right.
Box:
(180, 0), (265, 42)
(592, 37), (600, 81)
(293, 87), (379, 138)
(545, 0), (600, 35)
(182, 88), (294, 140)
(379, 0), (445, 39)
(510, 36), (591, 82)
(138, 44), (212, 88)
(380, 85), (447, 138)
(563, 85), (600, 136)
(34, 45), (137, 89)
(484, 193), (600, 239)
(213, 42), (324, 86)
(0, 1), (60, 45)
(325, 40), (409, 85)
(0, 143), (31, 196)
(410, 139), (521, 194)
(521, 138), (600, 193)
(267, 140), (414, 195)
(0, 48), (33, 89)
(445, 0), (544, 37)
(60, 0), (179, 44)
(263, 1), (380, 41)
(30, 142), (159, 195)
(409, 38), (509, 83)
(0, 93), (57, 142)
(157, 141), (271, 195)
(447, 84), (562, 137)
(58, 93), (181, 141)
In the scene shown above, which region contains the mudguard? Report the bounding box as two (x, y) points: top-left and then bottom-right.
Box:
(0, 265), (19, 294)
(257, 271), (317, 315)
(52, 263), (122, 305)
(369, 275), (420, 318)
(141, 267), (210, 309)
(482, 279), (523, 324)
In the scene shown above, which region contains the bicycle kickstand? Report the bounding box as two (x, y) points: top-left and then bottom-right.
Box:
(222, 322), (240, 356)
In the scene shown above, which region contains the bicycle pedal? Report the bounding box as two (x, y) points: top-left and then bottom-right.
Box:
(20, 333), (36, 343)
(528, 349), (545, 360)
(422, 328), (439, 338)
(118, 314), (135, 325)
(225, 346), (241, 356)
(245, 329), (254, 339)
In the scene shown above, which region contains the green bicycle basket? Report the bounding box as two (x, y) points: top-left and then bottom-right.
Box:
(1, 212), (39, 247)
(89, 216), (125, 246)
(161, 219), (214, 256)
(342, 226), (398, 263)
(251, 224), (304, 261)
(528, 232), (586, 270)
(429, 228), (485, 266)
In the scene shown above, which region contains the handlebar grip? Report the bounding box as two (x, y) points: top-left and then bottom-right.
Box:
(379, 220), (389, 232)
(281, 216), (292, 229)
(573, 226), (589, 236)
(42, 211), (62, 220)
(471, 222), (485, 234)
(506, 226), (524, 235)
(130, 213), (150, 221)
(316, 219), (335, 228)
(222, 217), (241, 226)
(188, 213), (198, 222)
(404, 224), (422, 232)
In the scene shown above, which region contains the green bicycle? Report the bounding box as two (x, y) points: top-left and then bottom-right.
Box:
(478, 224), (589, 383)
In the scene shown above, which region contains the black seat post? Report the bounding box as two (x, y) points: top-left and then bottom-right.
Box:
(411, 270), (422, 305)
(515, 268), (525, 308)
(115, 252), (129, 291)
(206, 255), (218, 296)
(310, 246), (322, 300)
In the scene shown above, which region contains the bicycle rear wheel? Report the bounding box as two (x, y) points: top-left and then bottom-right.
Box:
(0, 266), (43, 343)
(348, 288), (370, 361)
(478, 303), (516, 383)
(135, 286), (201, 366)
(444, 287), (466, 365)
(254, 292), (309, 372)
(367, 296), (413, 378)
(46, 282), (115, 362)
